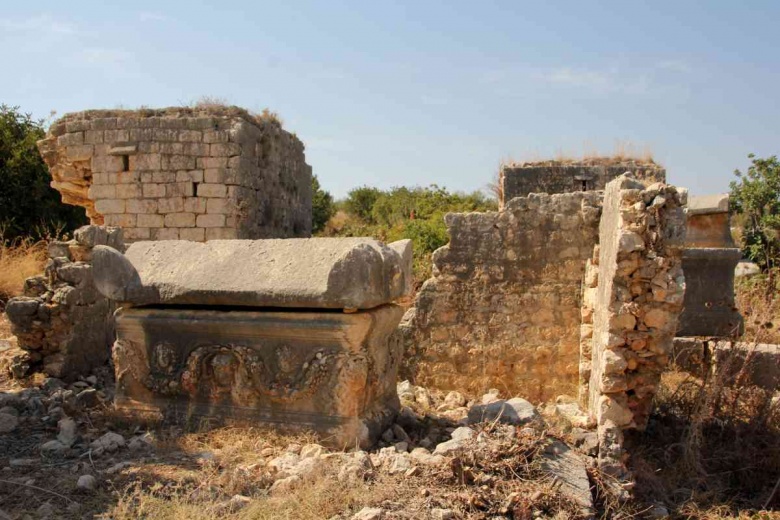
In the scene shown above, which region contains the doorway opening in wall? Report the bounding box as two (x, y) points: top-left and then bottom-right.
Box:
(121, 155), (129, 172)
(581, 180), (589, 191)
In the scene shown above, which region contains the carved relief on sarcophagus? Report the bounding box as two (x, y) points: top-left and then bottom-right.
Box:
(93, 238), (412, 448)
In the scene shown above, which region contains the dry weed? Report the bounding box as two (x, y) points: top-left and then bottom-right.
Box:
(0, 238), (46, 303)
(735, 272), (780, 343)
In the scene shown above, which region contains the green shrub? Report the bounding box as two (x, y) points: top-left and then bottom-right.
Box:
(0, 105), (87, 241)
(311, 175), (335, 233)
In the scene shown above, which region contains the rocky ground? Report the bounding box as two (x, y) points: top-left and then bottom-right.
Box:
(0, 333), (613, 520)
(1, 316), (777, 519)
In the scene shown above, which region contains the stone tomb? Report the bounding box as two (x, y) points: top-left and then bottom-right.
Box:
(677, 194), (743, 337)
(92, 238), (412, 448)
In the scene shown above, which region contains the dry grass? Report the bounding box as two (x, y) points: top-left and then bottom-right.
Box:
(735, 271), (780, 343)
(503, 140), (656, 169)
(100, 426), (427, 520)
(632, 358), (780, 515)
(0, 238), (46, 304)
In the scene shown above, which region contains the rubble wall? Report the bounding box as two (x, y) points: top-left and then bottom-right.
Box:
(36, 107), (312, 242)
(5, 226), (124, 379)
(587, 176), (686, 430)
(500, 161), (665, 207)
(400, 191), (602, 401)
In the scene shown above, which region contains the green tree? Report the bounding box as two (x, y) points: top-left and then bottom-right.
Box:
(344, 186), (382, 223)
(0, 105), (87, 240)
(311, 175), (335, 233)
(730, 153), (780, 288)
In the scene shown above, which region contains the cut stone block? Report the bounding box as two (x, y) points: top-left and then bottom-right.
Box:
(112, 305), (404, 448)
(91, 238), (413, 309)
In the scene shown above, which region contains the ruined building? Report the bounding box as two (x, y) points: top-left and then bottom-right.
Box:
(36, 107), (313, 242)
(499, 159), (666, 204)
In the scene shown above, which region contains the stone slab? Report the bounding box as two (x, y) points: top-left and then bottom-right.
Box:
(541, 440), (594, 514)
(91, 237), (413, 309)
(687, 194), (729, 216)
(112, 304), (404, 448)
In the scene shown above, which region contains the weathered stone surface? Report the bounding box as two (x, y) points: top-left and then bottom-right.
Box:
(587, 176), (686, 432)
(500, 159), (665, 205)
(5, 225), (121, 379)
(112, 304), (404, 448)
(401, 191), (602, 401)
(686, 193), (729, 215)
(541, 440), (594, 513)
(92, 238), (412, 309)
(36, 107), (313, 242)
(467, 398), (539, 426)
(678, 194), (743, 336)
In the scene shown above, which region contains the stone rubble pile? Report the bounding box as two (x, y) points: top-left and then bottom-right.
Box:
(5, 225), (124, 379)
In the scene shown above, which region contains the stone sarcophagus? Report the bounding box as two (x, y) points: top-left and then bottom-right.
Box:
(677, 194), (743, 337)
(92, 238), (412, 448)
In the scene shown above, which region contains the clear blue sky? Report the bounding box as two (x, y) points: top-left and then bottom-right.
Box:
(2, 1), (778, 198)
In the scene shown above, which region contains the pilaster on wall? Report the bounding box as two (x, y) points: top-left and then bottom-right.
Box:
(586, 175), (687, 431)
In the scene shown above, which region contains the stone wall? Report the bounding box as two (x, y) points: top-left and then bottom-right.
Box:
(37, 107), (312, 242)
(400, 191), (602, 401)
(500, 160), (665, 206)
(5, 226), (124, 379)
(587, 177), (686, 431)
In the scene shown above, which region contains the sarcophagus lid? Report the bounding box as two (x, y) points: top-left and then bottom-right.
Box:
(91, 238), (412, 310)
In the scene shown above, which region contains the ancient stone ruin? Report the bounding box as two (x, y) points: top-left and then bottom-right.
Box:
(499, 159), (666, 204)
(37, 107), (313, 242)
(89, 237), (413, 448)
(400, 191), (603, 401)
(677, 193), (743, 336)
(5, 226), (124, 379)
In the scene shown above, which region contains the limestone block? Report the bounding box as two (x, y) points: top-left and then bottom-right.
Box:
(198, 183), (228, 198)
(130, 154), (162, 171)
(117, 172), (141, 184)
(137, 214), (164, 228)
(162, 155), (196, 170)
(179, 228), (205, 242)
(103, 214), (136, 230)
(111, 304), (403, 448)
(66, 145), (94, 161)
(184, 197), (208, 213)
(104, 129), (130, 142)
(116, 184), (142, 199)
(164, 213), (196, 228)
(196, 214), (225, 228)
(687, 194), (729, 215)
(197, 157), (228, 169)
(158, 197), (185, 213)
(91, 237), (414, 309)
(176, 170), (204, 182)
(210, 143), (242, 157)
(126, 199), (158, 214)
(142, 183), (166, 198)
(88, 185), (116, 199)
(95, 199), (125, 214)
(57, 132), (84, 146)
(152, 171), (176, 183)
(178, 129), (202, 142)
(205, 198), (232, 215)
